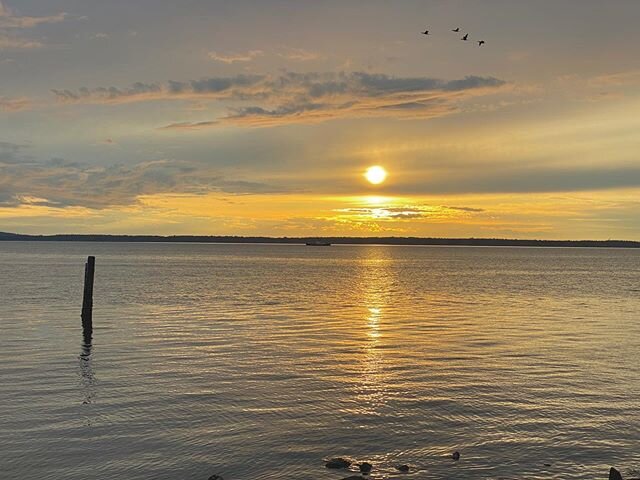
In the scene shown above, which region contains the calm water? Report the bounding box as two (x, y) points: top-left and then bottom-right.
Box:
(1, 242), (639, 480)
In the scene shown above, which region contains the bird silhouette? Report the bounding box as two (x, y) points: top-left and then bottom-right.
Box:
(477, 40), (485, 46)
(422, 29), (430, 35)
(452, 27), (460, 32)
(461, 33), (469, 41)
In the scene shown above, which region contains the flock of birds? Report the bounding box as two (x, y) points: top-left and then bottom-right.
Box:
(421, 27), (485, 46)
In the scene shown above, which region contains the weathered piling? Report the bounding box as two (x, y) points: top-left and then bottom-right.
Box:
(609, 467), (623, 480)
(81, 256), (95, 338)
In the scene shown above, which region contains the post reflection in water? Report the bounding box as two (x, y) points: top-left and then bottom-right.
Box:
(355, 247), (396, 416)
(79, 329), (96, 408)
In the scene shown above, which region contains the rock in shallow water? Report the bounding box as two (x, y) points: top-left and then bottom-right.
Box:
(396, 464), (410, 473)
(326, 457), (352, 469)
(359, 462), (372, 474)
(207, 475), (223, 480)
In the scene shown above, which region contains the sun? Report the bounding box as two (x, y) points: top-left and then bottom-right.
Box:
(365, 166), (387, 185)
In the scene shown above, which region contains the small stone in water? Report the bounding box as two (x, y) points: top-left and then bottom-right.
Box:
(396, 464), (410, 473)
(326, 458), (352, 469)
(341, 476), (365, 480)
(208, 475), (223, 480)
(359, 462), (373, 474)
(452, 451), (461, 461)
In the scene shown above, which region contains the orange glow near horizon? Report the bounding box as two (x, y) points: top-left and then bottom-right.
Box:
(1, 188), (640, 240)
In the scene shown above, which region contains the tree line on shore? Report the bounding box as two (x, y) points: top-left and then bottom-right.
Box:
(1, 231), (639, 248)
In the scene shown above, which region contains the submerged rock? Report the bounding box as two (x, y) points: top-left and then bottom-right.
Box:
(341, 476), (366, 480)
(207, 475), (224, 480)
(396, 464), (410, 473)
(359, 462), (372, 474)
(610, 467), (624, 480)
(452, 451), (460, 461)
(326, 458), (352, 469)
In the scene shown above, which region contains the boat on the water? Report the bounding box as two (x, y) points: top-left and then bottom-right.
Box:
(305, 240), (331, 246)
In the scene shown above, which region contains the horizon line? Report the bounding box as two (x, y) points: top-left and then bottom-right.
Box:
(1, 232), (639, 248)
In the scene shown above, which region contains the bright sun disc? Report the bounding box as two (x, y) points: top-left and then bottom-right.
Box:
(365, 166), (387, 185)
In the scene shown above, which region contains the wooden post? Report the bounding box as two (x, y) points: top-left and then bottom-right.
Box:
(81, 256), (95, 338)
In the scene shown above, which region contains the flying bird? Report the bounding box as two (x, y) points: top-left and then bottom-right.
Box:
(478, 40), (485, 46)
(461, 33), (469, 41)
(422, 29), (430, 35)
(452, 27), (460, 32)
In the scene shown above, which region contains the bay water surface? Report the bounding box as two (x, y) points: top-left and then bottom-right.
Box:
(0, 242), (639, 479)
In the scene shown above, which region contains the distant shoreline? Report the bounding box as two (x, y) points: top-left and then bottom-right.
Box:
(1, 232), (639, 248)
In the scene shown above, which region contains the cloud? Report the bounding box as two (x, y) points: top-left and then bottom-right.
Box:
(0, 140), (31, 164)
(0, 157), (286, 209)
(277, 47), (321, 61)
(159, 120), (219, 130)
(0, 12), (66, 29)
(0, 1), (68, 50)
(221, 73), (505, 127)
(96, 138), (117, 146)
(445, 206), (485, 213)
(208, 48), (321, 64)
(0, 95), (31, 111)
(52, 76), (265, 104)
(55, 71), (507, 127)
(0, 33), (43, 49)
(551, 69), (640, 102)
(589, 70), (640, 88)
(208, 49), (263, 63)
(52, 82), (164, 103)
(0, 1), (66, 29)
(335, 205), (486, 221)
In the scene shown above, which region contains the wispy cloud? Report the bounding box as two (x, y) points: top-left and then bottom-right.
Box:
(277, 47), (321, 61)
(0, 140), (31, 164)
(0, 1), (68, 50)
(52, 82), (164, 103)
(159, 120), (219, 131)
(336, 204), (486, 221)
(53, 71), (507, 127)
(0, 95), (30, 111)
(213, 72), (506, 127)
(589, 70), (640, 88)
(0, 156), (286, 209)
(0, 1), (67, 29)
(445, 206), (485, 213)
(208, 49), (263, 63)
(550, 69), (640, 102)
(0, 33), (43, 49)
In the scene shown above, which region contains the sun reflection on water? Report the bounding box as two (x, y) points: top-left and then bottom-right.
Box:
(352, 247), (398, 417)
(367, 307), (382, 340)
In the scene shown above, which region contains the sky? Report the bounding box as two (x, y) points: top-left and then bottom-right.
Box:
(1, 0), (640, 239)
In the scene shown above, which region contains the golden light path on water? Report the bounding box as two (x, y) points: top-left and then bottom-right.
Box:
(356, 247), (394, 419)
